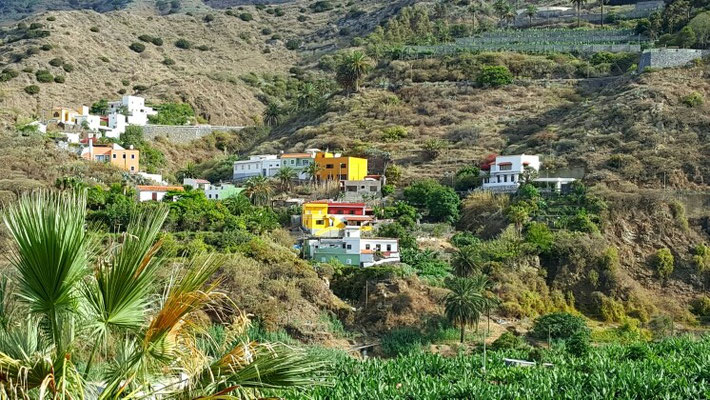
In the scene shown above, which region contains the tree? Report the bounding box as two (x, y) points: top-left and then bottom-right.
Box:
(90, 99), (109, 115)
(599, 0), (607, 27)
(263, 102), (282, 126)
(304, 161), (322, 185)
(677, 26), (697, 47)
(296, 82), (321, 110)
(0, 191), (325, 398)
(423, 139), (446, 160)
(275, 166), (298, 191)
(469, 2), (484, 31)
(570, 0), (588, 27)
(531, 312), (589, 340)
(525, 4), (538, 24)
(244, 175), (273, 206)
(444, 276), (487, 343)
(336, 51), (373, 92)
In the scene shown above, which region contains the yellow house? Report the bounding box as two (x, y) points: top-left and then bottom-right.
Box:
(51, 106), (89, 125)
(314, 153), (368, 182)
(301, 201), (374, 237)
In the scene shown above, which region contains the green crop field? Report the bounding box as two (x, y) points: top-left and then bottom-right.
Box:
(283, 336), (710, 399)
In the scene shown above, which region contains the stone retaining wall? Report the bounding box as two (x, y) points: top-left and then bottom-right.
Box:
(142, 124), (245, 143)
(638, 49), (709, 71)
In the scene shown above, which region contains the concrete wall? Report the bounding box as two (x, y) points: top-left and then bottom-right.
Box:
(142, 124), (245, 143)
(638, 49), (709, 71)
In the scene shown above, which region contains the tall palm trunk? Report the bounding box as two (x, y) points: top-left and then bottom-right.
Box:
(600, 1), (604, 27)
(460, 324), (466, 343)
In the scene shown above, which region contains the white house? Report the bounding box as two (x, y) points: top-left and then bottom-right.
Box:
(75, 114), (101, 132)
(481, 154), (541, 193)
(138, 172), (166, 185)
(183, 178), (211, 191)
(108, 96), (157, 127)
(233, 155), (281, 181)
(136, 185), (184, 202)
(204, 183), (244, 200)
(303, 227), (400, 267)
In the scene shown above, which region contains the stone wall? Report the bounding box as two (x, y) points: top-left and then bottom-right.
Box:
(638, 49), (709, 71)
(142, 124), (245, 143)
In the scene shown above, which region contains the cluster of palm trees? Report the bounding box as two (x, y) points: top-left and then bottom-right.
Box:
(243, 163), (323, 205)
(444, 251), (500, 344)
(0, 191), (327, 399)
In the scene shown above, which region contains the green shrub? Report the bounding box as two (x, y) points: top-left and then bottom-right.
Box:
(138, 34), (154, 43)
(196, 44), (210, 51)
(151, 37), (163, 46)
(90, 26), (100, 32)
(310, 1), (334, 12)
(476, 65), (513, 87)
(24, 85), (40, 95)
(566, 331), (591, 357)
(382, 125), (408, 142)
(491, 331), (524, 350)
(46, 16), (56, 21)
(654, 248), (674, 281)
(175, 38), (192, 49)
(261, 27), (273, 35)
(54, 75), (65, 83)
(162, 58), (176, 66)
(380, 328), (427, 356)
(203, 14), (215, 23)
(285, 38), (302, 50)
(129, 42), (146, 53)
(690, 295), (710, 317)
(531, 312), (588, 340)
(48, 57), (64, 67)
(682, 92), (704, 108)
(381, 184), (395, 197)
(41, 44), (53, 51)
(62, 63), (74, 72)
(35, 70), (53, 83)
(239, 13), (253, 21)
(133, 84), (149, 92)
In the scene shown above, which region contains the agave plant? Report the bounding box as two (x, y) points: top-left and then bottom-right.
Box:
(0, 190), (328, 399)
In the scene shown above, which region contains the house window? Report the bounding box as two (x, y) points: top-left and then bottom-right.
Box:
(122, 154), (126, 159)
(339, 174), (347, 180)
(340, 163), (347, 168)
(365, 244), (371, 250)
(316, 219), (324, 225)
(346, 259), (352, 265)
(326, 164), (334, 169)
(208, 194), (212, 199)
(503, 175), (507, 183)
(113, 154), (117, 159)
(387, 244), (392, 251)
(152, 192), (158, 201)
(376, 244), (381, 251)
(499, 164), (512, 171)
(130, 166), (135, 171)
(215, 194), (219, 199)
(131, 154), (135, 159)
(337, 210), (343, 214)
(347, 244), (352, 250)
(350, 210), (355, 215)
(369, 186), (377, 192)
(497, 176), (501, 183)
(342, 243), (346, 249)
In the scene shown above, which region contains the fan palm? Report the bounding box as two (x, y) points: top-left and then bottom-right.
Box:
(0, 190), (327, 399)
(444, 276), (488, 343)
(275, 166), (298, 192)
(336, 51), (374, 92)
(525, 4), (538, 24)
(244, 175), (273, 206)
(263, 102), (282, 127)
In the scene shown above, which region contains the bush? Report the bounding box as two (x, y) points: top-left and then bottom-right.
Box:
(47, 16), (56, 21)
(62, 64), (74, 73)
(48, 58), (63, 67)
(654, 248), (674, 281)
(90, 26), (100, 32)
(491, 331), (524, 350)
(203, 14), (215, 23)
(54, 75), (65, 83)
(129, 42), (146, 53)
(682, 92), (704, 108)
(41, 44), (53, 51)
(476, 65), (513, 87)
(162, 58), (176, 66)
(24, 85), (40, 95)
(531, 312), (588, 340)
(35, 70), (53, 83)
(175, 38), (192, 49)
(285, 38), (302, 50)
(380, 328), (427, 357)
(151, 37), (163, 46)
(566, 331), (590, 357)
(381, 184), (395, 197)
(690, 295), (710, 317)
(382, 125), (408, 142)
(310, 1), (334, 12)
(138, 34), (154, 42)
(239, 13), (253, 21)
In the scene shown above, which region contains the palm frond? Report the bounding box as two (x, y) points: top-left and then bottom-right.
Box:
(2, 190), (88, 352)
(83, 205), (169, 342)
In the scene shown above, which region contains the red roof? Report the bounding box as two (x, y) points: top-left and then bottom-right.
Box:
(137, 185), (184, 192)
(344, 215), (373, 221)
(327, 202), (366, 207)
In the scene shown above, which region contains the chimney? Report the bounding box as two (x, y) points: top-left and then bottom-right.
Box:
(129, 145), (134, 150)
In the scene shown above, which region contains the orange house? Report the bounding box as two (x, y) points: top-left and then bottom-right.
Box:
(81, 143), (140, 173)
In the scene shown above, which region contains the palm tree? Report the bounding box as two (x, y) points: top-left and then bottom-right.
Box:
(275, 166), (298, 192)
(336, 51), (374, 93)
(525, 4), (538, 25)
(244, 175), (273, 206)
(599, 0), (607, 27)
(297, 82), (320, 110)
(304, 161), (322, 186)
(503, 5), (516, 27)
(0, 191), (326, 398)
(453, 248), (481, 277)
(571, 0), (588, 27)
(263, 102), (282, 127)
(444, 276), (487, 343)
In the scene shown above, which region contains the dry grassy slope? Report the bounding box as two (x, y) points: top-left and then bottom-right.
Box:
(0, 5), (315, 125)
(261, 65), (710, 188)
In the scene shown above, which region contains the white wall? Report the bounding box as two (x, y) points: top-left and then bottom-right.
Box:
(138, 190), (170, 202)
